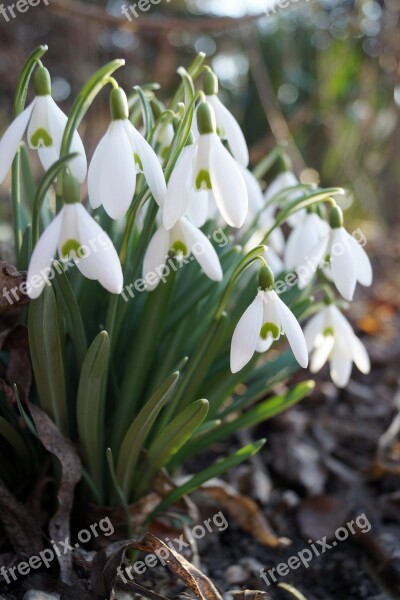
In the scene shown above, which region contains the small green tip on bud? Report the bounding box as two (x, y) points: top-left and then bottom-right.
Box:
(204, 70), (219, 96)
(34, 66), (51, 96)
(259, 265), (275, 291)
(110, 87), (128, 120)
(63, 171), (81, 205)
(329, 205), (344, 229)
(197, 102), (216, 135)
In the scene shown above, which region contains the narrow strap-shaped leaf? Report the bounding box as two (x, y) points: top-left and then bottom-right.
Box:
(133, 85), (155, 140)
(137, 399), (209, 496)
(116, 371), (180, 498)
(147, 439), (266, 522)
(106, 448), (133, 538)
(13, 45), (48, 117)
(172, 381), (315, 465)
(28, 286), (68, 434)
(53, 262), (87, 367)
(76, 331), (109, 499)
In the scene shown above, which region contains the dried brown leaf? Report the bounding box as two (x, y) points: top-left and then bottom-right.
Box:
(29, 403), (82, 585)
(200, 481), (287, 547)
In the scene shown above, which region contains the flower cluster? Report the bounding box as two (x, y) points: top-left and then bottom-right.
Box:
(0, 59), (372, 391)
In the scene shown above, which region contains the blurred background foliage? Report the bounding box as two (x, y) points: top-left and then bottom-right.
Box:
(0, 0), (399, 248)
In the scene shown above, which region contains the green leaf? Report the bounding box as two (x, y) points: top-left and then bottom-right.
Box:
(76, 331), (109, 499)
(53, 262), (87, 366)
(174, 381), (315, 464)
(133, 85), (155, 139)
(116, 371), (180, 498)
(31, 152), (78, 247)
(137, 399), (209, 496)
(28, 286), (68, 434)
(148, 439), (266, 521)
(106, 448), (133, 538)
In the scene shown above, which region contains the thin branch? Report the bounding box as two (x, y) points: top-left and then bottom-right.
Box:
(49, 0), (266, 33)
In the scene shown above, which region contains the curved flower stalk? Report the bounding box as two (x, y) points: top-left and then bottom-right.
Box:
(27, 173), (123, 298)
(297, 206), (372, 300)
(88, 87), (166, 219)
(264, 170), (305, 228)
(230, 266), (308, 373)
(143, 215), (223, 291)
(0, 66), (86, 183)
(202, 70), (249, 167)
(163, 102), (248, 230)
(284, 208), (330, 270)
(304, 303), (370, 387)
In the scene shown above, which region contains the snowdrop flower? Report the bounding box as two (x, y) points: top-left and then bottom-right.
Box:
(297, 206), (372, 300)
(164, 102), (248, 230)
(304, 303), (370, 387)
(202, 70), (249, 167)
(153, 120), (174, 161)
(284, 208), (330, 270)
(88, 87), (166, 220)
(230, 266), (308, 373)
(163, 134), (210, 230)
(27, 173), (123, 299)
(264, 170), (305, 228)
(143, 215), (223, 291)
(0, 66), (86, 184)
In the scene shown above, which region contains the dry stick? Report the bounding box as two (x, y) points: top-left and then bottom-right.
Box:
(49, 0), (266, 33)
(240, 22), (307, 174)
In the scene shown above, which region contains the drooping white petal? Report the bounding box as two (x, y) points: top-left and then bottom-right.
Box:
(207, 95), (249, 167)
(75, 204), (123, 293)
(27, 96), (51, 149)
(0, 101), (34, 183)
(330, 342), (353, 388)
(186, 189), (210, 228)
(230, 294), (264, 373)
(345, 231), (373, 287)
(181, 217), (223, 282)
(260, 290), (281, 337)
(38, 97), (87, 182)
(237, 163), (264, 223)
(98, 120), (136, 220)
(310, 335), (335, 372)
(27, 208), (64, 299)
(163, 146), (193, 230)
(296, 235), (329, 289)
(142, 226), (170, 291)
(285, 214), (329, 270)
(303, 309), (326, 352)
(88, 128), (110, 210)
(330, 227), (357, 301)
(126, 121), (166, 206)
(349, 334), (370, 374)
(328, 304), (355, 340)
(274, 292), (309, 368)
(209, 134), (248, 228)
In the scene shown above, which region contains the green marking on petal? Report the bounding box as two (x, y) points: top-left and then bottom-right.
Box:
(171, 241), (188, 255)
(324, 254), (331, 266)
(195, 169), (212, 191)
(61, 239), (83, 259)
(260, 322), (280, 340)
(134, 152), (144, 171)
(30, 128), (53, 148)
(323, 326), (334, 337)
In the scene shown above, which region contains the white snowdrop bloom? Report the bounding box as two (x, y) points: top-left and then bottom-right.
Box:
(237, 163), (265, 229)
(143, 215), (223, 291)
(0, 66), (86, 184)
(153, 120), (174, 161)
(27, 174), (123, 299)
(203, 70), (249, 167)
(285, 210), (330, 270)
(297, 206), (372, 301)
(230, 266), (308, 373)
(264, 170), (305, 228)
(88, 87), (166, 220)
(191, 102), (248, 229)
(304, 303), (370, 388)
(162, 138), (210, 230)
